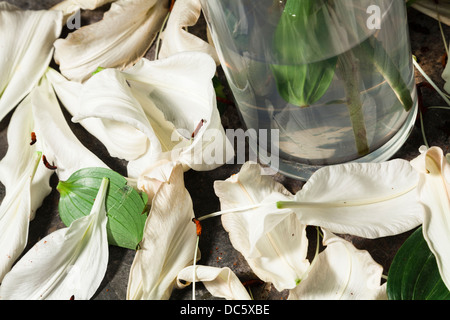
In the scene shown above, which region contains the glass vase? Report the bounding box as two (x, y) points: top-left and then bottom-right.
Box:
(200, 0), (418, 180)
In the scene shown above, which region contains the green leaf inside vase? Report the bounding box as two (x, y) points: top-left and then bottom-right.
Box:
(57, 167), (148, 250)
(387, 227), (450, 300)
(271, 0), (337, 107)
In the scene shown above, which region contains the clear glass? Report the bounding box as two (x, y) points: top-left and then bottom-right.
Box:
(200, 0), (418, 180)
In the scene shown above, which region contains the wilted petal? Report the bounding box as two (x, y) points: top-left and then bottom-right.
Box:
(53, 0), (169, 82)
(288, 229), (387, 300)
(0, 176), (110, 300)
(0, 2), (62, 122)
(177, 265), (251, 300)
(31, 70), (108, 181)
(410, 146), (450, 289)
(214, 162), (310, 291)
(279, 159), (424, 239)
(127, 164), (198, 300)
(0, 151), (42, 282)
(159, 0), (219, 64)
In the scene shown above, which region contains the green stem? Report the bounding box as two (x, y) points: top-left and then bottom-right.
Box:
(337, 51), (370, 156)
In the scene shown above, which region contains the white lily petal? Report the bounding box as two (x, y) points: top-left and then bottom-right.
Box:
(0, 95), (53, 216)
(31, 71), (108, 181)
(124, 52), (233, 178)
(72, 52), (232, 178)
(127, 164), (198, 300)
(288, 229), (387, 300)
(124, 52), (216, 137)
(136, 159), (179, 201)
(0, 151), (41, 282)
(74, 67), (155, 160)
(0, 3), (63, 122)
(214, 162), (310, 291)
(45, 67), (144, 163)
(0, 177), (110, 300)
(159, 0), (219, 64)
(53, 0), (169, 82)
(177, 265), (251, 300)
(410, 146), (450, 290)
(0, 94), (57, 282)
(44, 68), (82, 113)
(280, 159), (424, 239)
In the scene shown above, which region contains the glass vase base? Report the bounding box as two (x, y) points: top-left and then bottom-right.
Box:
(256, 101), (419, 181)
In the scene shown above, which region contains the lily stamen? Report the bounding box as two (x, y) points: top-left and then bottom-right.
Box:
(197, 203), (269, 222)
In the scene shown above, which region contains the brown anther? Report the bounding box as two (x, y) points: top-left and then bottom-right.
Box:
(42, 155), (57, 170)
(30, 132), (37, 145)
(192, 218), (202, 236)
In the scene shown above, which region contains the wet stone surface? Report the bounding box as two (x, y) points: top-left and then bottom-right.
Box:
(0, 1), (448, 300)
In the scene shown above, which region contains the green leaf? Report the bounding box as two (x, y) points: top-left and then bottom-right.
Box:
(271, 0), (337, 107)
(387, 227), (450, 300)
(57, 167), (148, 250)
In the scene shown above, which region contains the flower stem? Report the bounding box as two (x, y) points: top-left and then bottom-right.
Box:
(337, 50), (369, 156)
(197, 203), (265, 221)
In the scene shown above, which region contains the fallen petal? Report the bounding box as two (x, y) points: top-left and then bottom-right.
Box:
(31, 70), (108, 181)
(410, 146), (450, 290)
(288, 229), (387, 300)
(177, 265), (251, 300)
(53, 0), (169, 82)
(0, 3), (62, 122)
(0, 151), (42, 282)
(282, 159), (424, 239)
(0, 95), (53, 219)
(214, 162), (310, 291)
(159, 0), (219, 64)
(0, 176), (110, 300)
(127, 164), (198, 300)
